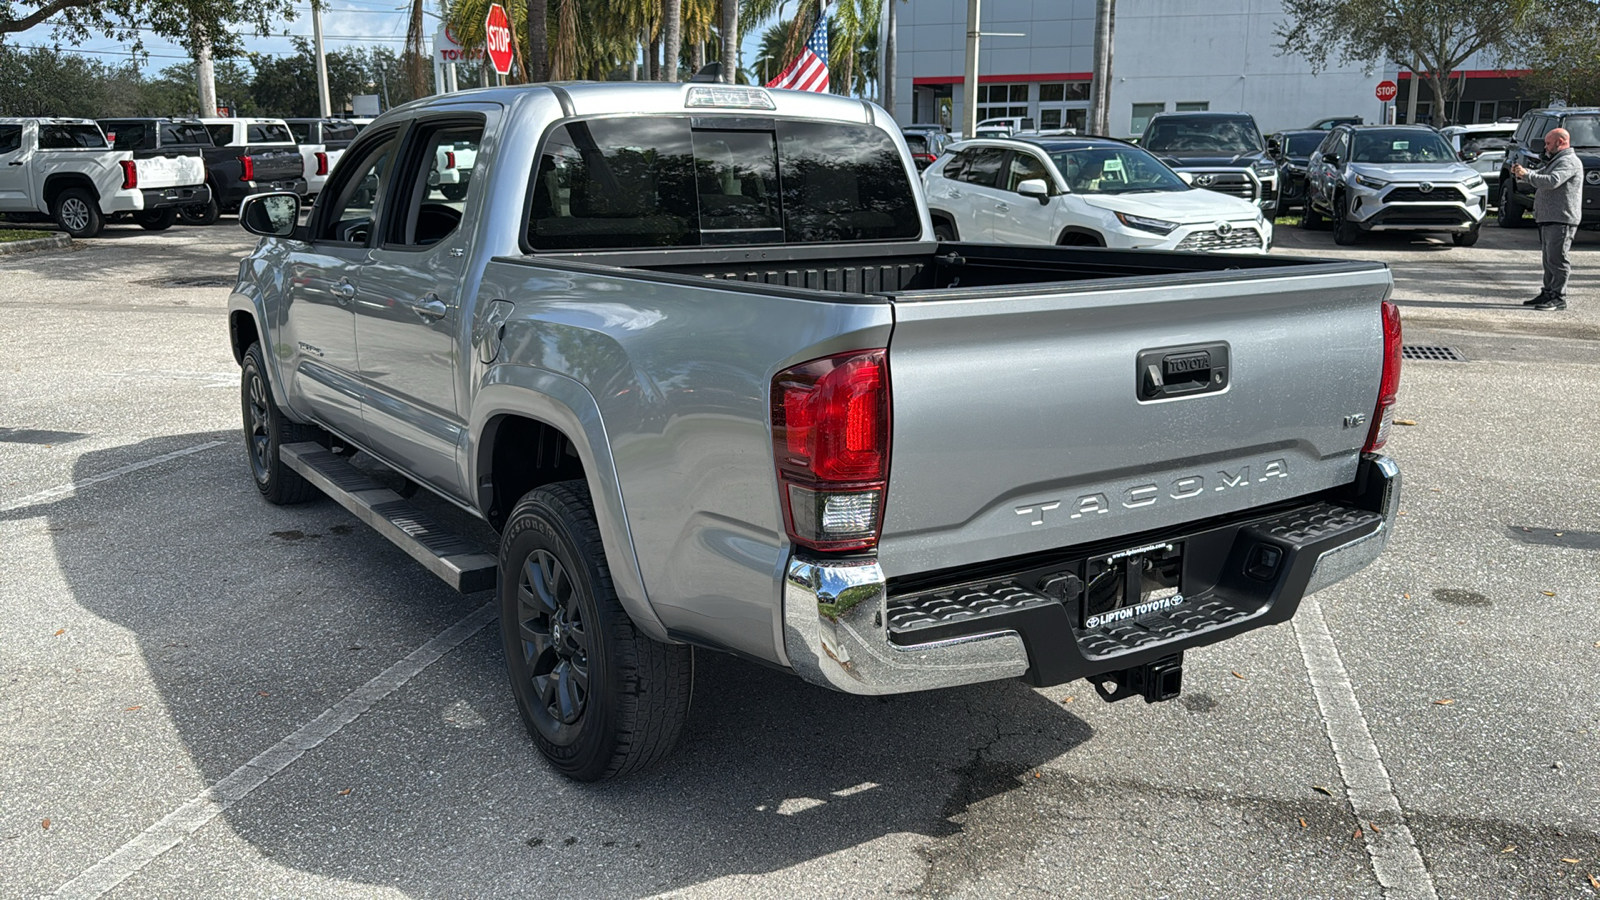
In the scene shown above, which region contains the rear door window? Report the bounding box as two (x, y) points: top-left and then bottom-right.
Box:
(958, 147), (1007, 188)
(526, 115), (919, 251)
(39, 124), (107, 149)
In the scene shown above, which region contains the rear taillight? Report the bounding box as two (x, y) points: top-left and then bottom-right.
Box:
(445, 151), (456, 169)
(772, 350), (891, 552)
(119, 160), (137, 190)
(913, 153), (935, 164)
(315, 151), (328, 176)
(239, 155), (254, 182)
(1364, 300), (1402, 452)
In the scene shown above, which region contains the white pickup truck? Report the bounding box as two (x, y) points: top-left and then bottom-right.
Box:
(0, 118), (209, 237)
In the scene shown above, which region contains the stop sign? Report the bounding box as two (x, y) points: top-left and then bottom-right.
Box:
(484, 3), (513, 76)
(1376, 80), (1398, 102)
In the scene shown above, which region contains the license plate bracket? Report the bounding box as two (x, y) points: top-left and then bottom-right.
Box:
(1082, 541), (1185, 629)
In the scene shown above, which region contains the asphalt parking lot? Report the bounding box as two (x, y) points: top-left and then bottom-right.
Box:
(2, 220), (1598, 900)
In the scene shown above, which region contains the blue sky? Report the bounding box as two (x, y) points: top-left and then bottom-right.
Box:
(8, 1), (774, 77)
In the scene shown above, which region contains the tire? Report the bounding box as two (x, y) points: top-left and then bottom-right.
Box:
(1452, 226), (1481, 247)
(441, 182), (469, 202)
(1301, 198), (1325, 230)
(134, 208), (177, 231)
(240, 342), (320, 505)
(1497, 180), (1529, 228)
(180, 195), (220, 226)
(500, 482), (693, 782)
(933, 222), (957, 242)
(1333, 194), (1361, 245)
(52, 188), (103, 238)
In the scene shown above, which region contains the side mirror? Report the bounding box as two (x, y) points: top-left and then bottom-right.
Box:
(1017, 178), (1051, 203)
(240, 192), (302, 238)
(1267, 138), (1282, 156)
(1322, 152), (1339, 165)
(1458, 149), (1479, 162)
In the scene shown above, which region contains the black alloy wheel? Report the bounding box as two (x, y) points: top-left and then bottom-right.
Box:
(1333, 194), (1361, 245)
(1497, 181), (1529, 228)
(180, 195), (220, 226)
(499, 482), (692, 781)
(1300, 196), (1325, 230)
(240, 342), (319, 505)
(134, 208), (177, 231)
(516, 546), (593, 738)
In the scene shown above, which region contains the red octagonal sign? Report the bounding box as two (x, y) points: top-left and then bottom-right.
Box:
(485, 3), (513, 76)
(1376, 80), (1398, 102)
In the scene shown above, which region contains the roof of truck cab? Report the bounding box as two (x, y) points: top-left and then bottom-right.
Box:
(369, 82), (882, 127)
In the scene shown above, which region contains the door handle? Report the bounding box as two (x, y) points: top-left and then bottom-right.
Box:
(6, 161), (22, 166)
(995, 202), (1010, 212)
(333, 279), (356, 304)
(948, 189), (963, 198)
(410, 294), (448, 321)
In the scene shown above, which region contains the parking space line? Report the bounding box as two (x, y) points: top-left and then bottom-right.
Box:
(47, 602), (497, 900)
(1295, 596), (1439, 900)
(0, 441), (226, 514)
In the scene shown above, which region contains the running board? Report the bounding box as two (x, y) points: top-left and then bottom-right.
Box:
(279, 442), (498, 593)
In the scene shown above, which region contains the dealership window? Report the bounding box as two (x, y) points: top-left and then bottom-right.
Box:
(1130, 103), (1165, 136)
(977, 83), (1030, 123)
(1039, 83), (1089, 103)
(1176, 101), (1210, 112)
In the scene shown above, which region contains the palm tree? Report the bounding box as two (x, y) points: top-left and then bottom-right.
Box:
(527, 0), (549, 81)
(720, 0), (738, 83)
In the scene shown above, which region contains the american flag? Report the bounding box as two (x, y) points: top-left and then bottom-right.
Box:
(766, 13), (830, 93)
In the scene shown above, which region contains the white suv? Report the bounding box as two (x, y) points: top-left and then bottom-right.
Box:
(923, 136), (1272, 253)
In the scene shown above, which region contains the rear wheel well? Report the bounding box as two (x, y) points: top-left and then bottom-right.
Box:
(229, 311), (259, 365)
(43, 174), (99, 211)
(478, 414), (588, 532)
(928, 210), (958, 239)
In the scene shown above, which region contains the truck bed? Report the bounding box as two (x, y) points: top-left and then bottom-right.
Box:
(533, 240), (1378, 299)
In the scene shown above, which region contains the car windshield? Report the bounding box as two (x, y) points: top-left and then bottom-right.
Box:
(904, 134), (929, 153)
(1561, 115), (1600, 148)
(1284, 133), (1324, 156)
(1350, 130), (1455, 163)
(1143, 118), (1263, 153)
(1049, 146), (1188, 194)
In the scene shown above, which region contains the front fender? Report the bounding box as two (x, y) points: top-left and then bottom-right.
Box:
(470, 366), (670, 643)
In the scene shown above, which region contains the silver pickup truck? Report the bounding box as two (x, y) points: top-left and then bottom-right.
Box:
(229, 83), (1402, 781)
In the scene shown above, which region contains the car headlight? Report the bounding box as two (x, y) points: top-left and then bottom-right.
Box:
(1253, 161), (1277, 178)
(1353, 174), (1389, 189)
(1115, 211), (1179, 235)
(1463, 175), (1485, 190)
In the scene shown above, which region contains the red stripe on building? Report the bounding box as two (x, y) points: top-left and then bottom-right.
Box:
(911, 72), (1092, 86)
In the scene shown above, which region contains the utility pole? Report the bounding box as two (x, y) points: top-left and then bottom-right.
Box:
(962, 0), (979, 138)
(1405, 68), (1419, 124)
(196, 24), (217, 117)
(313, 2), (332, 117)
(719, 0), (737, 84)
(881, 0), (897, 116)
(1089, 0), (1113, 135)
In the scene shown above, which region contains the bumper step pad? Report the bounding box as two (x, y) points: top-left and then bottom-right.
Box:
(279, 442), (497, 593)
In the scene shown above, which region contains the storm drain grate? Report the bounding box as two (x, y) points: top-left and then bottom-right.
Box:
(1401, 345), (1466, 362)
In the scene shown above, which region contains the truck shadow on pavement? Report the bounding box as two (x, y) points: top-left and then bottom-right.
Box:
(11, 432), (1097, 898)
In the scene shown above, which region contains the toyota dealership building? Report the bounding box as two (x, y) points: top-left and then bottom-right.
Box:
(889, 0), (1535, 137)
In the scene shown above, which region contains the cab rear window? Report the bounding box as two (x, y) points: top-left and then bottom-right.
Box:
(248, 123), (293, 143)
(39, 124), (108, 149)
(161, 123), (211, 146)
(527, 115), (919, 251)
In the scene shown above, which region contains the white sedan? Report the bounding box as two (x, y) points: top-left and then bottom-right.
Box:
(923, 136), (1273, 253)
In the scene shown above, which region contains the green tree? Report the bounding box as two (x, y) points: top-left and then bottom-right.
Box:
(1511, 0), (1600, 107)
(0, 0), (300, 58)
(1276, 0), (1534, 125)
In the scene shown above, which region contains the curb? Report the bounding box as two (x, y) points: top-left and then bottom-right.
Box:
(0, 232), (72, 256)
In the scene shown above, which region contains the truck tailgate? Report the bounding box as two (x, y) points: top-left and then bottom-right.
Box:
(245, 148), (304, 182)
(134, 155), (205, 189)
(877, 264), (1392, 579)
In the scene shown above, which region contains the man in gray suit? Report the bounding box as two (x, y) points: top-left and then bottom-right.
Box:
(1512, 127), (1583, 311)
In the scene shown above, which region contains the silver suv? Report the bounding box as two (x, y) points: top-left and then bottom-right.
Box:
(1302, 124), (1488, 246)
